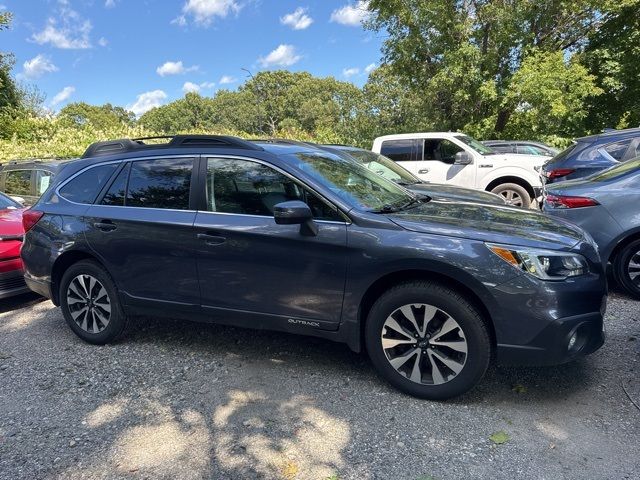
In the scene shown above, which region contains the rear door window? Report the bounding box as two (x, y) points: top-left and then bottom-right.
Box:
(101, 163), (130, 206)
(5, 170), (32, 196)
(35, 170), (53, 195)
(125, 158), (193, 210)
(380, 140), (417, 162)
(59, 164), (119, 204)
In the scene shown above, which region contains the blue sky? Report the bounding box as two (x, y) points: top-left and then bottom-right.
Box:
(2, 0), (383, 114)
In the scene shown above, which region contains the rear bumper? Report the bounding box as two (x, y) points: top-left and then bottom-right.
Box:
(497, 310), (605, 365)
(0, 269), (31, 299)
(24, 272), (53, 300)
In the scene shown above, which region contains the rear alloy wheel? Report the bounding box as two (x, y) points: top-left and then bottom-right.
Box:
(614, 239), (640, 299)
(491, 183), (531, 207)
(60, 260), (128, 344)
(365, 282), (491, 400)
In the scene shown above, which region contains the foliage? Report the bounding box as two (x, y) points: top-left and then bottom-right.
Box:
(59, 102), (135, 130)
(365, 0), (634, 138)
(489, 430), (510, 445)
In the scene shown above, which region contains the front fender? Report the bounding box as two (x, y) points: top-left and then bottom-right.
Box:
(479, 165), (542, 190)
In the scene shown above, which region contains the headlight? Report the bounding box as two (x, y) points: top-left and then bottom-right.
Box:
(486, 243), (589, 280)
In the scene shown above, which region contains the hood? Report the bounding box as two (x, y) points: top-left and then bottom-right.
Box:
(0, 207), (26, 237)
(388, 201), (586, 250)
(408, 183), (505, 205)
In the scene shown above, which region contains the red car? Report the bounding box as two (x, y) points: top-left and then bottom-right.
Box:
(0, 192), (30, 298)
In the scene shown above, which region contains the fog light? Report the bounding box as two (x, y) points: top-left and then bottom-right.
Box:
(568, 332), (578, 351)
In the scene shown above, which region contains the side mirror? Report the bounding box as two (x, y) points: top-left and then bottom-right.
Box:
(273, 200), (318, 236)
(454, 151), (474, 165)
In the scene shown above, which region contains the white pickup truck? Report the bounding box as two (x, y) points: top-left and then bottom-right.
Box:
(372, 132), (549, 207)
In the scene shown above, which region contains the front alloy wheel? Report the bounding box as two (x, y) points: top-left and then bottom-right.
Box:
(365, 281), (491, 400)
(381, 304), (468, 385)
(614, 240), (640, 299)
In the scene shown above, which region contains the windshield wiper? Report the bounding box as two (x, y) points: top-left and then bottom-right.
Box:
(371, 195), (427, 214)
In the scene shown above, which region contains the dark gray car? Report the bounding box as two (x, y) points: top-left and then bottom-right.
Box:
(543, 156), (640, 298)
(21, 135), (606, 400)
(319, 145), (506, 205)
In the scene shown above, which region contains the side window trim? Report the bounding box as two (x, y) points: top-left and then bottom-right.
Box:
(202, 155), (350, 224)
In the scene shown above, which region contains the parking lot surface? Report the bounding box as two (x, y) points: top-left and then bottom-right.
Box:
(1, 291), (638, 480)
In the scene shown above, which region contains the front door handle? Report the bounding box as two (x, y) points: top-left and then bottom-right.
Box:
(418, 168), (430, 174)
(197, 233), (226, 245)
(93, 221), (117, 232)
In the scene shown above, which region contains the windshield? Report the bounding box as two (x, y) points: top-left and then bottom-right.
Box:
(589, 155), (640, 182)
(284, 151), (415, 211)
(456, 135), (495, 155)
(340, 149), (419, 184)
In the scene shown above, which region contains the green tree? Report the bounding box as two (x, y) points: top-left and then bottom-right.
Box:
(582, 2), (640, 130)
(59, 102), (135, 130)
(365, 0), (630, 137)
(139, 92), (217, 132)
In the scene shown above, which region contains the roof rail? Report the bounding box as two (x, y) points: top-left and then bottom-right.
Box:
(82, 134), (263, 158)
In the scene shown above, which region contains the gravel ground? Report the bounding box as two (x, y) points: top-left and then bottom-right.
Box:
(0, 290), (638, 480)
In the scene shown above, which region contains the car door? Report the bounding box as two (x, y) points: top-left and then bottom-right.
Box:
(84, 157), (200, 310)
(193, 156), (348, 329)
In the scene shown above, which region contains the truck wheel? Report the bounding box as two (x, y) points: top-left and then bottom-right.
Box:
(365, 281), (491, 400)
(491, 183), (531, 207)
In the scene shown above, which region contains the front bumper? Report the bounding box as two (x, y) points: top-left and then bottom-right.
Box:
(497, 310), (605, 365)
(0, 269), (31, 299)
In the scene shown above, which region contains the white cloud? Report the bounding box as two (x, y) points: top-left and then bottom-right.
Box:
(156, 60), (198, 76)
(258, 44), (302, 68)
(98, 37), (108, 47)
(127, 90), (168, 116)
(280, 7), (313, 30)
(182, 81), (201, 93)
(31, 3), (93, 49)
(184, 81), (216, 93)
(364, 62), (377, 74)
(175, 0), (241, 27)
(50, 86), (75, 107)
(330, 1), (370, 27)
(219, 75), (236, 84)
(105, 0), (117, 7)
(342, 67), (360, 78)
(22, 54), (58, 79)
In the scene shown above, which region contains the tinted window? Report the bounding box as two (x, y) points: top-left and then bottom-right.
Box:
(207, 157), (342, 221)
(35, 170), (53, 195)
(380, 139), (415, 162)
(423, 139), (463, 164)
(603, 140), (631, 161)
(5, 170), (31, 196)
(590, 156), (640, 182)
(59, 164), (118, 204)
(101, 163), (130, 206)
(126, 158), (192, 209)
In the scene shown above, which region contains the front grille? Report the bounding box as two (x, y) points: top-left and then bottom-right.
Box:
(0, 275), (26, 291)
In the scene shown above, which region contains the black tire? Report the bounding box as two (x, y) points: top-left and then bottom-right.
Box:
(59, 260), (128, 344)
(365, 281), (491, 400)
(613, 239), (640, 299)
(490, 183), (531, 207)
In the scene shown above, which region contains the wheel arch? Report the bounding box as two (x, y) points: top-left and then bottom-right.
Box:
(485, 175), (535, 201)
(356, 269), (497, 354)
(606, 228), (640, 265)
(51, 250), (108, 305)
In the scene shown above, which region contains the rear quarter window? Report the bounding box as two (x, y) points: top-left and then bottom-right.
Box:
(59, 164), (118, 204)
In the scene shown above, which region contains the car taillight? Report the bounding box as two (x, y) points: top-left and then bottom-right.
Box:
(545, 168), (575, 180)
(22, 209), (44, 232)
(545, 193), (599, 209)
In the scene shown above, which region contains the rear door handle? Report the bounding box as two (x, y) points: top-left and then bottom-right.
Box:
(93, 221), (117, 232)
(197, 233), (226, 245)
